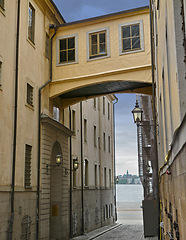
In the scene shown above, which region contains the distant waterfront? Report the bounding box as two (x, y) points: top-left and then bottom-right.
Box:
(116, 184), (144, 225)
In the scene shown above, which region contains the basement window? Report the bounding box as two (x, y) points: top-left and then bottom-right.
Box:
(0, 61), (2, 86)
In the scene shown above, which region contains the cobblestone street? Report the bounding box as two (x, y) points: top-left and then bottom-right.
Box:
(71, 223), (158, 240)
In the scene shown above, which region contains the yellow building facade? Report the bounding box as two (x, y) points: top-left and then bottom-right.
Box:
(153, 0), (186, 239)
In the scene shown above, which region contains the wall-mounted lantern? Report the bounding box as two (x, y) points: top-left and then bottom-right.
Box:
(46, 153), (63, 174)
(131, 100), (143, 124)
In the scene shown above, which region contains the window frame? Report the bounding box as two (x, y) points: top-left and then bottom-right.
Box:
(87, 27), (110, 61)
(119, 20), (144, 55)
(28, 3), (35, 44)
(56, 34), (78, 66)
(0, 60), (3, 87)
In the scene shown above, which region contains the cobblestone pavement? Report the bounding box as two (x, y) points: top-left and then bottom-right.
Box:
(71, 223), (158, 240)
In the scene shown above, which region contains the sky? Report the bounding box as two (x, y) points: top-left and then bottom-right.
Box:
(53, 0), (149, 175)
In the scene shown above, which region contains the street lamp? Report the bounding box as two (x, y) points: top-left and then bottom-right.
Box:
(131, 100), (143, 124)
(46, 153), (63, 174)
(65, 157), (79, 175)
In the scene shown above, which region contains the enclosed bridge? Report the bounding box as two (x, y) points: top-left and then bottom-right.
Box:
(49, 6), (152, 107)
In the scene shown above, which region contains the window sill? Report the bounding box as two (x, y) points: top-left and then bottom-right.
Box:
(119, 48), (144, 56)
(87, 54), (110, 62)
(25, 186), (32, 191)
(57, 60), (78, 67)
(84, 186), (89, 189)
(25, 103), (34, 111)
(27, 38), (36, 49)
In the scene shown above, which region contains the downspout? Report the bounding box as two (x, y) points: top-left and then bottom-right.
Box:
(8, 0), (21, 239)
(113, 96), (118, 222)
(149, 0), (160, 237)
(80, 102), (84, 235)
(36, 25), (57, 240)
(69, 107), (73, 238)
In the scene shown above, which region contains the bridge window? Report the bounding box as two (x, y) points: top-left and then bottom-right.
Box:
(56, 34), (78, 66)
(89, 31), (106, 58)
(87, 27), (110, 61)
(119, 20), (144, 55)
(59, 37), (75, 63)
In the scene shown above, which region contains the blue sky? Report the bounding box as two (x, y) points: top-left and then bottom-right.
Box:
(53, 0), (149, 175)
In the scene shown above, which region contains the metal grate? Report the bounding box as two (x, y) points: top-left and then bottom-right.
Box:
(25, 145), (32, 187)
(21, 215), (31, 240)
(95, 207), (99, 225)
(27, 83), (33, 106)
(72, 213), (77, 236)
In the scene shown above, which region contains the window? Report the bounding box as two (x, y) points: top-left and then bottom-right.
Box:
(122, 24), (140, 52)
(84, 159), (89, 187)
(103, 97), (105, 115)
(109, 169), (111, 188)
(72, 110), (76, 133)
(93, 98), (96, 108)
(53, 105), (59, 122)
(28, 3), (35, 43)
(108, 136), (111, 153)
(95, 165), (98, 187)
(108, 102), (110, 119)
(119, 20), (144, 55)
(84, 119), (87, 142)
(27, 83), (33, 106)
(46, 33), (50, 59)
(87, 27), (110, 60)
(0, 61), (2, 86)
(59, 37), (75, 63)
(0, 0), (4, 9)
(94, 125), (97, 147)
(73, 159), (77, 187)
(103, 132), (106, 151)
(89, 31), (106, 58)
(104, 167), (107, 188)
(25, 145), (32, 187)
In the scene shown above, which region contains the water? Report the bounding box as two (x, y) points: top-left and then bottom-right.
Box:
(116, 184), (144, 202)
(116, 184), (144, 225)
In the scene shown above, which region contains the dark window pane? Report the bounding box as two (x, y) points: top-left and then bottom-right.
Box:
(91, 34), (97, 44)
(68, 50), (75, 61)
(123, 39), (131, 51)
(60, 39), (66, 50)
(100, 43), (106, 54)
(131, 24), (139, 36)
(122, 26), (130, 38)
(132, 37), (140, 49)
(92, 45), (97, 55)
(60, 51), (67, 62)
(99, 33), (105, 44)
(68, 37), (75, 49)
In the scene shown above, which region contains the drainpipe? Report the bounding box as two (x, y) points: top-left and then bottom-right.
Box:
(69, 107), (73, 238)
(149, 0), (160, 237)
(7, 0), (21, 239)
(36, 25), (57, 240)
(113, 96), (118, 222)
(80, 102), (84, 234)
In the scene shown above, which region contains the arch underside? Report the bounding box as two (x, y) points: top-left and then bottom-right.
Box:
(56, 80), (152, 107)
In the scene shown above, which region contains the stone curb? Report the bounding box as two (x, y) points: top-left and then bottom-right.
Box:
(71, 223), (123, 240)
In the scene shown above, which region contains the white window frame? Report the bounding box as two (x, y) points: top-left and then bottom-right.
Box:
(56, 33), (78, 66)
(86, 27), (110, 61)
(119, 20), (144, 55)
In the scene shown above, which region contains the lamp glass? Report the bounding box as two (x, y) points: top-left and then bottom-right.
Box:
(73, 159), (79, 170)
(132, 101), (143, 124)
(55, 154), (62, 165)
